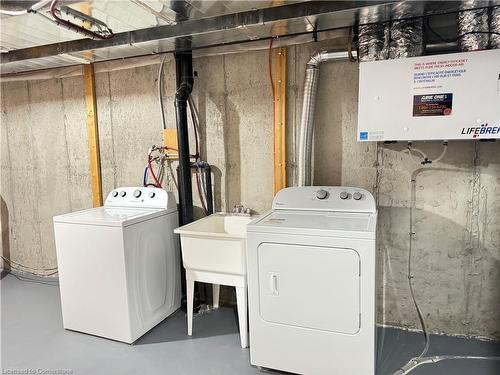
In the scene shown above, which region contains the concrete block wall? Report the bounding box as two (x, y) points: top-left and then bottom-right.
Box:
(1, 42), (499, 340)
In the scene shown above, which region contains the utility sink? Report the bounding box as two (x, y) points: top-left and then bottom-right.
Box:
(174, 213), (254, 275)
(174, 212), (254, 348)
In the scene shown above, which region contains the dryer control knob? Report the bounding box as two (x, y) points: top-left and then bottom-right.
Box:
(316, 189), (329, 200)
(133, 189), (142, 198)
(340, 191), (349, 200)
(120, 191), (127, 197)
(353, 192), (363, 200)
(148, 191), (156, 198)
(112, 191), (118, 197)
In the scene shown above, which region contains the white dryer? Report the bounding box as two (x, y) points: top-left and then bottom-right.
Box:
(53, 187), (181, 343)
(247, 186), (377, 375)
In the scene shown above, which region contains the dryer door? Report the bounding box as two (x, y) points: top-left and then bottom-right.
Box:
(257, 243), (360, 334)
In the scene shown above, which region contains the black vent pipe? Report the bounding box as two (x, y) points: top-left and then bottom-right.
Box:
(174, 39), (194, 226)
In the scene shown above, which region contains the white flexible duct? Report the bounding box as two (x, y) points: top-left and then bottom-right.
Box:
(296, 50), (343, 186)
(158, 55), (168, 130)
(0, 0), (51, 16)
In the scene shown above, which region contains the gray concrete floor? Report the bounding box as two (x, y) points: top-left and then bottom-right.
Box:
(1, 272), (499, 375)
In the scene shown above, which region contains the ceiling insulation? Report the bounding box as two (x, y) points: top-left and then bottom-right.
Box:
(0, 0), (497, 76)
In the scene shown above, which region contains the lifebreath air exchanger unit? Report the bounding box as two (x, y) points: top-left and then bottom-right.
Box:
(358, 49), (500, 142)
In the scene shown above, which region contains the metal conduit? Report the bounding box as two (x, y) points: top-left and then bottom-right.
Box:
(296, 50), (340, 187)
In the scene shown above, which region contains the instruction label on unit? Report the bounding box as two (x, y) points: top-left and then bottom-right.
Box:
(412, 93), (453, 117)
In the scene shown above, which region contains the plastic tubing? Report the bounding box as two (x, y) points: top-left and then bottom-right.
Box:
(143, 166), (149, 187)
(158, 55), (168, 130)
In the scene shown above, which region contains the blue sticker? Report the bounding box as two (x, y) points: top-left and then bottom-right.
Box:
(359, 131), (368, 140)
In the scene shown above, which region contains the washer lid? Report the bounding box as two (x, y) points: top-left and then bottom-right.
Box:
(53, 206), (167, 227)
(248, 210), (376, 239)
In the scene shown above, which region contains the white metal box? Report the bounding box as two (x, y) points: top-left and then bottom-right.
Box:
(357, 49), (500, 141)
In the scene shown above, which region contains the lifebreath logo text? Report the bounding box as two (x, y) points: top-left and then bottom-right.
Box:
(461, 123), (500, 138)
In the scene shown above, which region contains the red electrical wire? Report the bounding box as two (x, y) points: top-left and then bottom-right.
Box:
(148, 156), (162, 188)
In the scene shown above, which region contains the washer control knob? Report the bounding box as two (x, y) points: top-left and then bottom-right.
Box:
(340, 191), (349, 200)
(316, 189), (329, 200)
(353, 192), (363, 200)
(133, 189), (142, 198)
(120, 191), (127, 197)
(112, 191), (118, 197)
(148, 191), (156, 198)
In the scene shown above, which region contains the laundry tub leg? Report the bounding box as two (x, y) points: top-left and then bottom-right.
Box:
(187, 278), (194, 336)
(213, 284), (220, 309)
(235, 286), (248, 348)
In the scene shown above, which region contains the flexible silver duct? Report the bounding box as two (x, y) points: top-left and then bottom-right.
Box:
(490, 6), (500, 49)
(389, 18), (423, 58)
(296, 51), (340, 186)
(358, 7), (389, 62)
(358, 23), (389, 62)
(389, 2), (423, 59)
(457, 1), (489, 51)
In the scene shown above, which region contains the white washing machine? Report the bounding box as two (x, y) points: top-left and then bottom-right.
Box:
(247, 186), (377, 375)
(53, 187), (181, 343)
